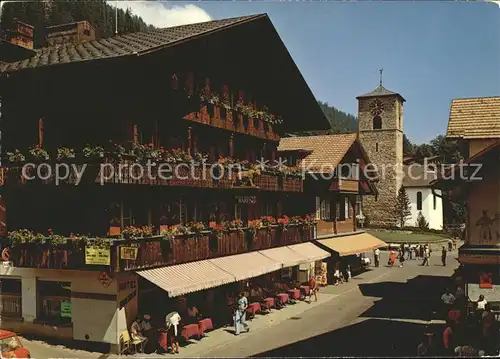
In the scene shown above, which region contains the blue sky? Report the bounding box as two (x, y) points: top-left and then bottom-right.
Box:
(157, 1), (500, 144)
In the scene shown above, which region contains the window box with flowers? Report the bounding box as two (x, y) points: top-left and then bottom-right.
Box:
(28, 145), (50, 162)
(4, 149), (26, 185)
(220, 92), (231, 120)
(56, 147), (76, 162)
(82, 144), (105, 162)
(121, 225), (154, 240)
(132, 143), (161, 164)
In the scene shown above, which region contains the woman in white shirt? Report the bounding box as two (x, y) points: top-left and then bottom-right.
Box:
(165, 311), (181, 354)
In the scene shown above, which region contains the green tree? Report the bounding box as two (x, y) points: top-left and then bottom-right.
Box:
(394, 186), (412, 228)
(416, 211), (429, 230)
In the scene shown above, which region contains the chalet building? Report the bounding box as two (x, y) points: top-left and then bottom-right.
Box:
(0, 14), (377, 352)
(433, 96), (500, 311)
(46, 20), (96, 45)
(278, 133), (385, 277)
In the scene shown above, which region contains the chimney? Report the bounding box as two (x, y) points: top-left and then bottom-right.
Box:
(46, 20), (96, 46)
(5, 18), (34, 50)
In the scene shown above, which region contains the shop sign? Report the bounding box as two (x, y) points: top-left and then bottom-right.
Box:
(98, 271), (113, 288)
(236, 196), (256, 204)
(120, 247), (138, 260)
(85, 246), (111, 265)
(61, 300), (72, 318)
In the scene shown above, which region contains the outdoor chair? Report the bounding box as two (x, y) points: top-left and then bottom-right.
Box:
(120, 330), (146, 354)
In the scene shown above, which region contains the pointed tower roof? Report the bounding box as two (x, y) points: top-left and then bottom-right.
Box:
(356, 85), (406, 102)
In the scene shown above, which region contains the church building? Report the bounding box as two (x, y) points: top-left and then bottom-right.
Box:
(356, 75), (443, 228)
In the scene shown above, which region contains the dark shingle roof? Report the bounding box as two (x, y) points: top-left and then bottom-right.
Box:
(403, 165), (438, 188)
(356, 85), (406, 102)
(0, 14), (263, 73)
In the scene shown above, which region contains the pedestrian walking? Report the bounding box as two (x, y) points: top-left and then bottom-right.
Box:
(441, 246), (447, 266)
(399, 250), (405, 267)
(374, 248), (380, 267)
(422, 246), (430, 266)
(308, 277), (318, 302)
(388, 250), (396, 266)
(408, 244), (413, 260)
(414, 245), (419, 260)
(448, 238), (453, 252)
(419, 244), (424, 259)
(234, 292), (250, 335)
(165, 311), (181, 354)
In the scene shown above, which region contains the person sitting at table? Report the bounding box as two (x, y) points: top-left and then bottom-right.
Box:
(165, 311), (181, 354)
(141, 314), (156, 353)
(130, 316), (148, 350)
(186, 304), (201, 324)
(249, 285), (264, 302)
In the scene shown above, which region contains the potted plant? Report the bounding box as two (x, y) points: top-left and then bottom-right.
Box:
(5, 149), (25, 164)
(83, 144), (105, 160)
(121, 226), (140, 240)
(209, 222), (226, 240)
(28, 145), (49, 162)
(226, 219), (244, 233)
(56, 147), (76, 162)
(188, 222), (206, 237)
(132, 143), (161, 163)
(160, 226), (178, 241)
(277, 215), (290, 232)
(247, 219), (262, 242)
(220, 93), (231, 120)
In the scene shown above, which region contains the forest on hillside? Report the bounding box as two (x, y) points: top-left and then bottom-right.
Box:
(0, 0), (154, 48)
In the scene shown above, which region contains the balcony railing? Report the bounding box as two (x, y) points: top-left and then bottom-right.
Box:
(329, 178), (359, 193)
(185, 106), (280, 142)
(7, 225), (316, 272)
(1, 164), (303, 192)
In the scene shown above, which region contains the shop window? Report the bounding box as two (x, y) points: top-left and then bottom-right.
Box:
(0, 279), (22, 318)
(37, 281), (71, 324)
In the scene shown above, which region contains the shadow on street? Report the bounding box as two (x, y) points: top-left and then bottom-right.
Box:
(253, 274), (452, 357)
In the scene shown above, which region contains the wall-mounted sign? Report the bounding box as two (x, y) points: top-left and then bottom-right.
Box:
(236, 196), (257, 204)
(120, 247), (138, 260)
(61, 300), (72, 318)
(85, 246), (110, 265)
(98, 272), (113, 288)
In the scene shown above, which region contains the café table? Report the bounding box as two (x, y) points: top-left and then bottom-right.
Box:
(300, 285), (310, 296)
(246, 302), (262, 318)
(181, 324), (201, 341)
(157, 330), (168, 352)
(277, 293), (289, 305)
(198, 318), (214, 336)
(262, 297), (276, 311)
(288, 288), (301, 300)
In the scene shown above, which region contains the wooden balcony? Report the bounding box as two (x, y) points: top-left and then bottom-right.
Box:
(1, 164), (303, 192)
(7, 225), (316, 272)
(329, 178), (359, 193)
(184, 105), (280, 142)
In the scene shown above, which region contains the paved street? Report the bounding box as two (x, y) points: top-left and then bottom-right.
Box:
(22, 250), (457, 358)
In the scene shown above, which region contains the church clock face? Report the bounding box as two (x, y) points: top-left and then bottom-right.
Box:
(369, 99), (384, 116)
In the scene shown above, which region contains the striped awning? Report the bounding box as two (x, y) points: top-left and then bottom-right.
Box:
(318, 232), (387, 257)
(209, 252), (282, 281)
(288, 242), (331, 262)
(259, 247), (309, 268)
(136, 260), (235, 297)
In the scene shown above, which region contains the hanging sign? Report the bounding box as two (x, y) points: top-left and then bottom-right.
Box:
(85, 246), (110, 265)
(61, 300), (72, 318)
(236, 196), (257, 204)
(120, 247), (138, 260)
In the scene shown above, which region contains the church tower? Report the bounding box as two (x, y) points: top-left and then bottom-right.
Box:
(357, 73), (405, 226)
